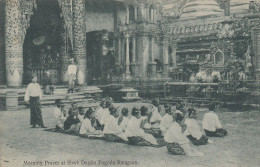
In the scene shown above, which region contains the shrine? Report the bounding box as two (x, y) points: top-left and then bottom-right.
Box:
(0, 0), (260, 109)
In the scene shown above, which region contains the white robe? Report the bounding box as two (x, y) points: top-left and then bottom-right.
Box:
(125, 116), (158, 145)
(95, 107), (110, 125)
(104, 115), (128, 141)
(202, 111), (222, 132)
(184, 118), (203, 140)
(119, 116), (129, 132)
(160, 113), (173, 136)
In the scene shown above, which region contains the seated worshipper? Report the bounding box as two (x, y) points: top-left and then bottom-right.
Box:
(118, 107), (129, 132)
(53, 99), (66, 131)
(150, 100), (162, 128)
(160, 105), (174, 136)
(125, 107), (158, 146)
(202, 103), (227, 137)
(64, 107), (80, 132)
(78, 107), (85, 123)
(43, 71), (54, 94)
(140, 106), (151, 129)
(79, 108), (103, 137)
(103, 107), (128, 142)
(95, 99), (110, 127)
(184, 108), (209, 146)
(164, 114), (204, 156)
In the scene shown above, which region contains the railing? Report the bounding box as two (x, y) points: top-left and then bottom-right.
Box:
(163, 80), (259, 105)
(24, 67), (60, 85)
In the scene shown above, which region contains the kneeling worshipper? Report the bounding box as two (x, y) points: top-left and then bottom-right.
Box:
(118, 107), (129, 132)
(150, 100), (162, 128)
(79, 108), (103, 137)
(160, 105), (173, 136)
(202, 103), (227, 137)
(184, 108), (210, 146)
(164, 114), (204, 156)
(64, 108), (81, 132)
(140, 106), (151, 129)
(53, 99), (66, 131)
(24, 75), (46, 128)
(95, 99), (110, 128)
(103, 107), (128, 142)
(125, 108), (158, 146)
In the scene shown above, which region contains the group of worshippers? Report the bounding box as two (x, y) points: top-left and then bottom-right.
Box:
(53, 98), (227, 156)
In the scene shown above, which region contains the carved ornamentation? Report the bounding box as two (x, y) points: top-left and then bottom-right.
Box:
(58, 0), (73, 50)
(72, 0), (86, 84)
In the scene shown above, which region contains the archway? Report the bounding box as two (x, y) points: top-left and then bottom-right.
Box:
(23, 0), (63, 85)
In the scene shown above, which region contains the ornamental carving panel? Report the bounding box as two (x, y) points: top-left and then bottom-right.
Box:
(73, 0), (86, 54)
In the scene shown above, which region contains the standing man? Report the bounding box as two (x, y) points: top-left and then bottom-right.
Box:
(67, 58), (77, 93)
(24, 75), (46, 128)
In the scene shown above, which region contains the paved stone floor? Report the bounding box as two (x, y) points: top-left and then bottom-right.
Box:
(0, 104), (260, 167)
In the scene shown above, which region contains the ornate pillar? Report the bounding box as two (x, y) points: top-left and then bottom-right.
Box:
(72, 0), (86, 85)
(117, 35), (122, 65)
(131, 35), (138, 76)
(60, 26), (70, 83)
(171, 44), (177, 67)
(252, 28), (260, 82)
(134, 6), (138, 21)
(5, 0), (23, 86)
(162, 36), (169, 78)
(137, 2), (145, 22)
(124, 31), (131, 79)
(148, 35), (156, 77)
(126, 5), (129, 25)
(137, 33), (149, 77)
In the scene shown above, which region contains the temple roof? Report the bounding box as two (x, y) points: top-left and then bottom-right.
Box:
(230, 0), (254, 15)
(180, 0), (224, 19)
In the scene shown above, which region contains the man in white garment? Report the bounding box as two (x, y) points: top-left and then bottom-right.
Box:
(67, 58), (77, 93)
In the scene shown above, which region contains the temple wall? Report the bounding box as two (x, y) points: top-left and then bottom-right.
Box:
(85, 7), (114, 33)
(0, 1), (5, 85)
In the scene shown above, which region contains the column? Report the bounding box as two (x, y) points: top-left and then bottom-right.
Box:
(149, 36), (156, 77)
(72, 0), (86, 85)
(117, 36), (122, 65)
(162, 36), (169, 78)
(171, 44), (177, 67)
(126, 5), (129, 24)
(124, 31), (130, 78)
(60, 26), (70, 83)
(146, 6), (149, 21)
(137, 34), (149, 77)
(134, 6), (138, 21)
(5, 0), (23, 86)
(252, 28), (260, 82)
(131, 36), (138, 76)
(151, 8), (154, 22)
(137, 2), (145, 22)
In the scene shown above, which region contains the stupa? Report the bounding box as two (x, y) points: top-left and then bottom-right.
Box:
(180, 0), (224, 19)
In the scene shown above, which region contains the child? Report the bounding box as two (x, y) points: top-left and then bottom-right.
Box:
(184, 108), (209, 145)
(64, 108), (80, 132)
(78, 107), (85, 123)
(118, 107), (129, 132)
(53, 99), (66, 131)
(79, 107), (103, 136)
(164, 114), (204, 156)
(125, 107), (158, 146)
(160, 105), (173, 136)
(103, 106), (128, 142)
(202, 103), (227, 137)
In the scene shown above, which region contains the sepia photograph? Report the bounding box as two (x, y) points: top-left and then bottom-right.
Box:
(0, 0), (260, 166)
